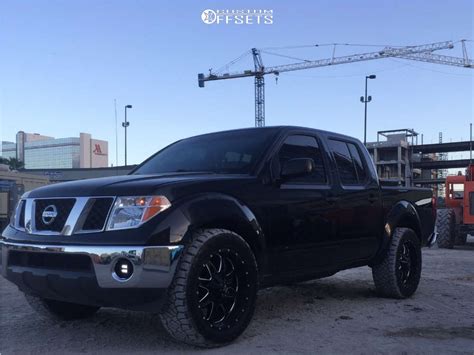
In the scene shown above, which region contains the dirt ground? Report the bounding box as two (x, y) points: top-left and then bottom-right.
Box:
(1, 239), (474, 354)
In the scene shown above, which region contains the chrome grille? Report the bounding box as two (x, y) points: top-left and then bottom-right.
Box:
(15, 196), (115, 235)
(34, 198), (76, 232)
(81, 198), (114, 231)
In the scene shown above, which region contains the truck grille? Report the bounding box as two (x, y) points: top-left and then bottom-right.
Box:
(15, 196), (115, 235)
(34, 199), (76, 232)
(81, 198), (114, 231)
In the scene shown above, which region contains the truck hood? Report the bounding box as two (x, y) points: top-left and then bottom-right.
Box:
(26, 173), (250, 198)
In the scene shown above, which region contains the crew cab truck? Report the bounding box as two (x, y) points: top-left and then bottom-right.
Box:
(1, 126), (435, 347)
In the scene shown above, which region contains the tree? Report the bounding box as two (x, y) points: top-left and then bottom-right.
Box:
(7, 158), (24, 170)
(0, 157), (24, 170)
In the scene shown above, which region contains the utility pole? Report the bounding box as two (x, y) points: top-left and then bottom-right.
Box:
(360, 75), (376, 145)
(122, 105), (132, 166)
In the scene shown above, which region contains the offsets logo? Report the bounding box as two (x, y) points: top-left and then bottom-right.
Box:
(201, 9), (273, 25)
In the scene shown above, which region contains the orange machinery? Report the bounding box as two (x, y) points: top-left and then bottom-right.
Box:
(437, 164), (474, 248)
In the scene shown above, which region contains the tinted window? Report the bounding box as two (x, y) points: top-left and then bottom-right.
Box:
(328, 140), (358, 185)
(328, 140), (368, 185)
(348, 143), (367, 182)
(278, 135), (326, 184)
(134, 129), (278, 174)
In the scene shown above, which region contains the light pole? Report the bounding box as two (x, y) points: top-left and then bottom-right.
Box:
(122, 104), (132, 166)
(360, 74), (376, 145)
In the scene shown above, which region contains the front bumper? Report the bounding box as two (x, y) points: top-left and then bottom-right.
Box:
(1, 241), (183, 289)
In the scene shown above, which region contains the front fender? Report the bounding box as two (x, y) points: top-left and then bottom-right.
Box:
(153, 193), (266, 270)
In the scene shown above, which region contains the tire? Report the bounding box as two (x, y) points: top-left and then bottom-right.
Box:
(436, 209), (456, 249)
(160, 229), (258, 347)
(24, 294), (100, 320)
(372, 227), (422, 299)
(455, 232), (468, 246)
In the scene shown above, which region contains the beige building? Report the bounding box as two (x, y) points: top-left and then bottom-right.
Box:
(1, 131), (108, 169)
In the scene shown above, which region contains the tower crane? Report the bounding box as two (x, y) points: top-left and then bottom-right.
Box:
(198, 40), (473, 127)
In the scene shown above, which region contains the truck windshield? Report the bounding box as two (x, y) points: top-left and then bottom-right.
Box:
(133, 129), (278, 175)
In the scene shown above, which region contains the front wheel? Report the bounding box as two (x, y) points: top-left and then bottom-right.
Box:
(159, 229), (258, 347)
(372, 227), (422, 299)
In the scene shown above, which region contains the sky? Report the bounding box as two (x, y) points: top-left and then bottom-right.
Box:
(0, 0), (473, 166)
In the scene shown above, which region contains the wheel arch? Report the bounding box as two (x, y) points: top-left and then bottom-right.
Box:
(176, 193), (267, 274)
(372, 200), (422, 265)
(386, 200), (422, 240)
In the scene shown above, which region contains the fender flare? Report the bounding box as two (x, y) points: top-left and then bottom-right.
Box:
(372, 200), (422, 264)
(171, 193), (267, 270)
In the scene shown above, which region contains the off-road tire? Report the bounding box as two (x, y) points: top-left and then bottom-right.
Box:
(24, 294), (100, 320)
(159, 229), (258, 347)
(372, 227), (422, 299)
(455, 231), (468, 246)
(436, 209), (456, 249)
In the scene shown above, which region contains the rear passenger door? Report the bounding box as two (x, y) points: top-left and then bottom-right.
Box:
(326, 138), (381, 262)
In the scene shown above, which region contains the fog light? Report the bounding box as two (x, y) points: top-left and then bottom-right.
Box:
(114, 258), (134, 281)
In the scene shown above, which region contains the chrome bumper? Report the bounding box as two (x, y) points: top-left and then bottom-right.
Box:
(0, 241), (183, 288)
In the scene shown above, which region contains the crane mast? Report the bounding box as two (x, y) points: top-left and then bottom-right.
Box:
(198, 40), (473, 127)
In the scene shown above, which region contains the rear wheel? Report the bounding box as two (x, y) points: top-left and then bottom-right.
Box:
(372, 228), (422, 299)
(160, 229), (258, 347)
(24, 294), (100, 320)
(436, 209), (456, 249)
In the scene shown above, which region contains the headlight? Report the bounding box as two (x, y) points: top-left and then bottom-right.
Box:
(106, 196), (171, 231)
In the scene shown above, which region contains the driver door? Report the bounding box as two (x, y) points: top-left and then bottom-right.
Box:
(267, 134), (339, 274)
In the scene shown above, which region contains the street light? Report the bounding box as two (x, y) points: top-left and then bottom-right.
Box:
(360, 74), (376, 145)
(122, 104), (132, 166)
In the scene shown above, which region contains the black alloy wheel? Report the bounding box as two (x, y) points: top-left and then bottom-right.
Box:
(195, 249), (253, 330)
(160, 229), (258, 347)
(397, 241), (416, 288)
(372, 227), (422, 299)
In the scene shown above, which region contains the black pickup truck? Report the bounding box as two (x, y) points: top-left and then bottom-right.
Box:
(1, 126), (435, 347)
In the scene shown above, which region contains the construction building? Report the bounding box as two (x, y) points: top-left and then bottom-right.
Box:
(366, 129), (420, 186)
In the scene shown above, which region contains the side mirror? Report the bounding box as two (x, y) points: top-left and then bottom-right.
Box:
(281, 158), (314, 179)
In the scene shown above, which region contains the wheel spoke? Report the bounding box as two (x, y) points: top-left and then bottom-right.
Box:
(224, 258), (235, 278)
(198, 286), (210, 303)
(216, 254), (223, 273)
(205, 301), (215, 321)
(214, 303), (227, 323)
(199, 264), (213, 282)
(208, 259), (218, 275)
(222, 287), (236, 299)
